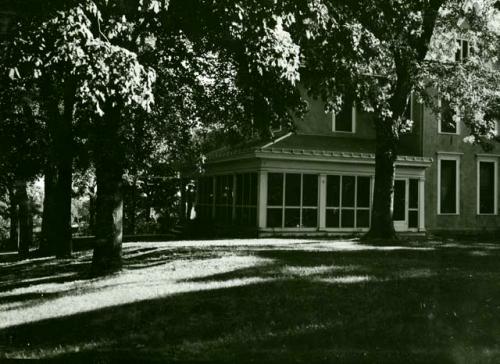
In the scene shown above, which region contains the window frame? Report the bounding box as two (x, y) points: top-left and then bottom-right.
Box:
(266, 173), (319, 229)
(332, 103), (356, 134)
(437, 154), (461, 215)
(455, 37), (471, 63)
(476, 158), (498, 216)
(438, 96), (460, 135)
(325, 174), (372, 230)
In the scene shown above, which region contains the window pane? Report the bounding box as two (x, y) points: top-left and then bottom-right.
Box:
(393, 180), (406, 221)
(207, 178), (214, 204)
(226, 176), (234, 206)
(409, 210), (419, 228)
(440, 100), (457, 133)
(302, 209), (317, 228)
(462, 40), (469, 61)
(342, 176), (355, 207)
(326, 209), (340, 228)
(285, 174), (301, 206)
(356, 210), (370, 228)
(284, 208), (300, 227)
(267, 173), (283, 206)
(242, 174), (250, 205)
(335, 99), (353, 132)
(440, 160), (457, 214)
(480, 162), (495, 214)
(357, 177), (370, 208)
(235, 206), (242, 224)
(326, 175), (340, 207)
(302, 174), (318, 207)
(241, 206), (249, 224)
(341, 209), (354, 228)
(250, 173), (258, 205)
(267, 208), (282, 228)
(236, 174), (243, 205)
(455, 39), (461, 62)
(409, 179), (419, 209)
(215, 176), (224, 204)
(248, 207), (257, 226)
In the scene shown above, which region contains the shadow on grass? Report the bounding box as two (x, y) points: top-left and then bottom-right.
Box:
(1, 240), (500, 362)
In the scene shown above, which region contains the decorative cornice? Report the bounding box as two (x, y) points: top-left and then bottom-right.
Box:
(207, 145), (433, 167)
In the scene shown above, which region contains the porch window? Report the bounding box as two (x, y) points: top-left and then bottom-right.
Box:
(266, 173), (318, 228)
(325, 175), (371, 228)
(235, 173), (258, 225)
(477, 160), (497, 215)
(196, 176), (214, 221)
(215, 175), (233, 223)
(438, 157), (460, 214)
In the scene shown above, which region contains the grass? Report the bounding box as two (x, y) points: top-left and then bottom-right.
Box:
(1, 238), (500, 363)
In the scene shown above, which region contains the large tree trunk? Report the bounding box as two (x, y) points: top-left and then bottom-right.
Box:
(92, 106), (124, 274)
(39, 164), (57, 256)
(7, 186), (19, 251)
(93, 162), (123, 273)
(41, 76), (75, 258)
(53, 154), (73, 258)
(366, 119), (398, 240)
(16, 179), (32, 257)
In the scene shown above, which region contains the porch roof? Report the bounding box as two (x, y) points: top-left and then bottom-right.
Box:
(207, 133), (433, 166)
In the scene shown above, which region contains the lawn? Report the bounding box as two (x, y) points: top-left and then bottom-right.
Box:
(1, 238), (500, 363)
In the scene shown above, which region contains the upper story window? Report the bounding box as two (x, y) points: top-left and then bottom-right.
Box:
(438, 98), (459, 134)
(455, 38), (471, 63)
(332, 98), (356, 133)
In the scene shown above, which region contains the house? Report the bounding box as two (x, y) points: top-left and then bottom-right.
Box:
(196, 55), (500, 237)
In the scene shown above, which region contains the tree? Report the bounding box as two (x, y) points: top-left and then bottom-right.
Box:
(4, 1), (157, 264)
(287, 0), (500, 238)
(4, 0), (305, 271)
(0, 72), (44, 255)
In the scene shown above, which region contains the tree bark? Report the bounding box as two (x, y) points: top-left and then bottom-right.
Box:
(41, 76), (75, 258)
(93, 162), (123, 273)
(16, 179), (31, 257)
(7, 186), (19, 251)
(366, 118), (398, 240)
(92, 106), (124, 274)
(39, 164), (57, 256)
(53, 153), (73, 258)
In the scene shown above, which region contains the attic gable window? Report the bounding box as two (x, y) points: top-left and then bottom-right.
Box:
(455, 38), (471, 62)
(332, 98), (356, 133)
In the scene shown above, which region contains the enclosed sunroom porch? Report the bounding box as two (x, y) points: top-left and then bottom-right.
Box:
(196, 134), (432, 236)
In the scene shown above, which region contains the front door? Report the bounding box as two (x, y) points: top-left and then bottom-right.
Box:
(393, 179), (408, 231)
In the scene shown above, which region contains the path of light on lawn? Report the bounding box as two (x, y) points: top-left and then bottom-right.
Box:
(0, 255), (274, 329)
(125, 239), (435, 252)
(0, 238), (435, 331)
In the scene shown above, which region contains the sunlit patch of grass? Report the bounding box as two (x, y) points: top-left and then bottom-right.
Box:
(281, 264), (363, 278)
(318, 275), (375, 284)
